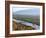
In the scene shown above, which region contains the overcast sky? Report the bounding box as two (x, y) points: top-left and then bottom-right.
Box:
(12, 7), (40, 15)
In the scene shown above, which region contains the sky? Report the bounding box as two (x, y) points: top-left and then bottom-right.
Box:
(12, 7), (40, 15)
(13, 7), (31, 12)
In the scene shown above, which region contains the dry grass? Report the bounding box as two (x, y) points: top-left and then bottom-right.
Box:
(13, 21), (33, 31)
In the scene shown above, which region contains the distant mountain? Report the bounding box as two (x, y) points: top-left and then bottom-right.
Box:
(13, 9), (40, 16)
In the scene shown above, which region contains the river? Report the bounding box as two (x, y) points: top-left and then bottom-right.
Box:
(13, 19), (40, 30)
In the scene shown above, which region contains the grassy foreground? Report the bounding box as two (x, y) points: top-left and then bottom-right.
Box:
(13, 21), (33, 31)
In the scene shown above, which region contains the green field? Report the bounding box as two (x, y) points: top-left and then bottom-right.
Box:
(21, 18), (33, 22)
(19, 18), (40, 25)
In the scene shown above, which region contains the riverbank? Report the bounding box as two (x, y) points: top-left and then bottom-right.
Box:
(13, 19), (40, 31)
(13, 21), (33, 31)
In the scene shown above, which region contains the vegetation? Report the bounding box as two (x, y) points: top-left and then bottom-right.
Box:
(13, 16), (40, 30)
(13, 21), (33, 31)
(21, 18), (33, 23)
